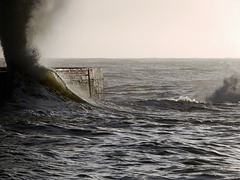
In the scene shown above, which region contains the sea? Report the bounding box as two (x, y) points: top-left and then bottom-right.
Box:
(1, 58), (240, 179)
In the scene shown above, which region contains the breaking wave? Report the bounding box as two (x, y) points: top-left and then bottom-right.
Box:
(207, 75), (240, 103)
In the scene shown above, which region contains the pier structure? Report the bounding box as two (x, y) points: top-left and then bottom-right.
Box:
(0, 66), (104, 99)
(55, 67), (104, 99)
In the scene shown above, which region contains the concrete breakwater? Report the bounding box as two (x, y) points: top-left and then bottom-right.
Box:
(55, 67), (104, 99)
(0, 67), (104, 99)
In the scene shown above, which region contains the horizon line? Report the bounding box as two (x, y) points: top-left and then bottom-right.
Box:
(1, 57), (240, 60)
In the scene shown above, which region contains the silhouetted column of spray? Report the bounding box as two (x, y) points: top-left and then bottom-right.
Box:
(0, 0), (87, 103)
(0, 0), (40, 73)
(0, 0), (67, 74)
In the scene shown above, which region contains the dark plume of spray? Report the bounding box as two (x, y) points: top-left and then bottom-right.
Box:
(0, 0), (41, 73)
(206, 75), (240, 103)
(0, 0), (67, 76)
(0, 0), (86, 103)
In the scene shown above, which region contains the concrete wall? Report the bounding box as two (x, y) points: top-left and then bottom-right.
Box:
(0, 67), (104, 99)
(54, 67), (104, 99)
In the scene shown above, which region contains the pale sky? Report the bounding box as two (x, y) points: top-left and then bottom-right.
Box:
(1, 0), (240, 58)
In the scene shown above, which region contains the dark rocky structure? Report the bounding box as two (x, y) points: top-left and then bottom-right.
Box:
(0, 66), (104, 99)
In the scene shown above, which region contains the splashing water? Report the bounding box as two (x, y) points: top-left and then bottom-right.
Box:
(207, 75), (240, 103)
(0, 0), (86, 103)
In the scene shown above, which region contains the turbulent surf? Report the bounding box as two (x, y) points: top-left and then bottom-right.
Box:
(1, 1), (240, 179)
(1, 59), (240, 179)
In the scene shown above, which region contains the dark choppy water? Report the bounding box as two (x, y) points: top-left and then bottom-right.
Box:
(1, 58), (240, 179)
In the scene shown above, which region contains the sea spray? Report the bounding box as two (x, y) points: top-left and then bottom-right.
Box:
(28, 0), (68, 47)
(0, 0), (40, 72)
(0, 0), (86, 103)
(207, 74), (240, 103)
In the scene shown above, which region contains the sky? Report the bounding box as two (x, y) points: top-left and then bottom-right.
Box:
(1, 0), (240, 58)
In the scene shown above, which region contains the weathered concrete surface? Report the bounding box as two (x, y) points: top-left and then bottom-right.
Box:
(0, 67), (104, 99)
(54, 67), (104, 99)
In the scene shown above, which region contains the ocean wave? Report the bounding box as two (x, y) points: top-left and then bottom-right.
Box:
(113, 96), (210, 113)
(169, 96), (199, 103)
